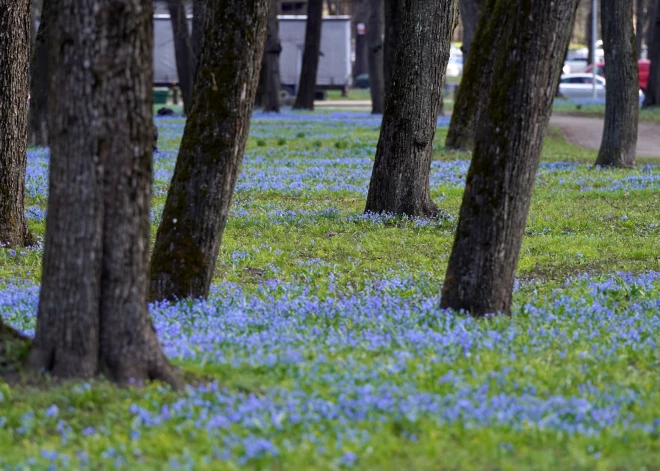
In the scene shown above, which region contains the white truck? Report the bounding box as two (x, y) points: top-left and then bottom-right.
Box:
(152, 14), (352, 100)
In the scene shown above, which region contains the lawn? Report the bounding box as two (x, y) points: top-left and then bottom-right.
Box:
(1, 109), (659, 470)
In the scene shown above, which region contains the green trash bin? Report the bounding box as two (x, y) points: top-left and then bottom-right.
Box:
(153, 88), (170, 105)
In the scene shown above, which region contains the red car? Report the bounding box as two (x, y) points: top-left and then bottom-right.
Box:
(583, 59), (650, 91)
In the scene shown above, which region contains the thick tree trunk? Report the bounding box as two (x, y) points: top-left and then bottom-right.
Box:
(596, 0), (638, 167)
(0, 0), (32, 248)
(293, 0), (323, 110)
(445, 0), (502, 151)
(383, 0), (405, 96)
(364, 0), (459, 217)
(28, 0), (49, 147)
(367, 0), (384, 114)
(637, 0), (646, 57)
(192, 0), (205, 76)
(168, 0), (194, 113)
(263, 0), (282, 112)
(459, 0), (485, 59)
(643, 0), (660, 107)
(149, 0), (269, 302)
(441, 0), (579, 316)
(28, 0), (180, 387)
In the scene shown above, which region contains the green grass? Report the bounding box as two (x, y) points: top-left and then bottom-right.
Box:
(553, 100), (660, 123)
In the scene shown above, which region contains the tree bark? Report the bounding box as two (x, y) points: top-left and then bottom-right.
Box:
(149, 0), (269, 302)
(445, 0), (503, 151)
(643, 0), (660, 107)
(28, 0), (180, 387)
(293, 0), (323, 110)
(28, 0), (50, 147)
(261, 0), (282, 112)
(168, 0), (194, 114)
(459, 0), (485, 59)
(192, 0), (205, 77)
(383, 0), (405, 96)
(367, 0), (384, 114)
(441, 0), (579, 316)
(596, 0), (638, 167)
(587, 5), (594, 65)
(0, 0), (32, 248)
(364, 0), (459, 217)
(353, 0), (369, 80)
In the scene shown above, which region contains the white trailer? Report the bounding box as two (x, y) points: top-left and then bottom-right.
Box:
(278, 15), (352, 99)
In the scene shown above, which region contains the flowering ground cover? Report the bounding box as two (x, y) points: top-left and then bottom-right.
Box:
(1, 110), (659, 470)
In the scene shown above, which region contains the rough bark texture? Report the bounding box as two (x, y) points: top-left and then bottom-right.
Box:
(383, 0), (405, 96)
(643, 0), (660, 107)
(149, 0), (269, 302)
(596, 0), (638, 167)
(29, 0), (180, 387)
(0, 0), (32, 248)
(367, 0), (384, 114)
(441, 0), (579, 316)
(168, 0), (194, 113)
(293, 0), (323, 110)
(459, 0), (485, 58)
(261, 0), (282, 112)
(364, 0), (459, 217)
(28, 0), (49, 147)
(192, 0), (205, 76)
(445, 0), (502, 151)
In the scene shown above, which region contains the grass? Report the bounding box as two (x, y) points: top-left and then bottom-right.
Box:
(1, 109), (659, 470)
(552, 100), (660, 123)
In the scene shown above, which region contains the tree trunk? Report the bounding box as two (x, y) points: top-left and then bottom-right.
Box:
(364, 0), (459, 217)
(643, 0), (660, 106)
(445, 0), (503, 151)
(353, 0), (369, 80)
(293, 0), (323, 110)
(441, 0), (579, 316)
(0, 0), (32, 248)
(648, 0), (658, 48)
(149, 0), (269, 302)
(637, 0), (646, 57)
(596, 0), (638, 167)
(459, 0), (485, 59)
(192, 0), (205, 77)
(168, 0), (194, 114)
(264, 0), (282, 112)
(367, 0), (384, 114)
(383, 0), (405, 96)
(28, 0), (49, 147)
(28, 0), (180, 387)
(587, 4), (594, 65)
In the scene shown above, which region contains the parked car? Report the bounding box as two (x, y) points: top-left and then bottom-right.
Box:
(558, 73), (606, 99)
(583, 60), (650, 91)
(563, 46), (604, 74)
(446, 55), (463, 77)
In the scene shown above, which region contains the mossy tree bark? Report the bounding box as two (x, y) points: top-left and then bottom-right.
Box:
(168, 0), (194, 113)
(643, 0), (660, 107)
(367, 0), (384, 114)
(28, 0), (50, 147)
(441, 0), (579, 316)
(258, 0), (282, 112)
(28, 0), (180, 387)
(596, 0), (638, 168)
(459, 0), (485, 58)
(445, 0), (503, 151)
(0, 0), (32, 248)
(293, 0), (323, 110)
(364, 0), (458, 217)
(149, 0), (269, 302)
(383, 0), (405, 96)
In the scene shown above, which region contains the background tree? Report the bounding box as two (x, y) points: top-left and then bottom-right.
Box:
(383, 0), (405, 96)
(445, 0), (503, 150)
(28, 0), (180, 387)
(648, 0), (658, 48)
(596, 0), (638, 167)
(192, 0), (205, 74)
(643, 0), (660, 107)
(637, 0), (647, 57)
(367, 0), (384, 113)
(149, 0), (269, 302)
(459, 0), (485, 58)
(364, 0), (459, 217)
(28, 0), (50, 147)
(168, 0), (194, 113)
(293, 0), (323, 109)
(441, 0), (579, 316)
(0, 0), (32, 247)
(353, 0), (368, 80)
(257, 0), (282, 112)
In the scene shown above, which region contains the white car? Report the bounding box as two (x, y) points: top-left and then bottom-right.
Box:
(558, 73), (606, 99)
(446, 55), (463, 77)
